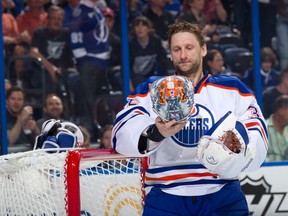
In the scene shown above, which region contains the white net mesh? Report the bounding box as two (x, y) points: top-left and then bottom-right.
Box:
(0, 149), (143, 215)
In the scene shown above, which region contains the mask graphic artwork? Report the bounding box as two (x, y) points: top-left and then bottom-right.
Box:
(149, 75), (195, 122)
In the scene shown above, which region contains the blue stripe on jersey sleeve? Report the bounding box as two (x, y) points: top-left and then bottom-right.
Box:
(113, 106), (150, 126)
(112, 106), (150, 150)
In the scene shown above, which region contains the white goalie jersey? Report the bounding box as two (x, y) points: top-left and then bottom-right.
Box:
(112, 73), (268, 196)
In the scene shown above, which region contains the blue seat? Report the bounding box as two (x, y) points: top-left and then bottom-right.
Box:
(219, 33), (244, 47)
(224, 47), (250, 70)
(231, 51), (253, 77)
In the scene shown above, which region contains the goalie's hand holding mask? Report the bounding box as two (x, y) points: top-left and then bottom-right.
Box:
(140, 76), (195, 153)
(34, 119), (84, 153)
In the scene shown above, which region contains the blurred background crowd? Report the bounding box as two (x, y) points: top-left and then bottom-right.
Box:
(1, 0), (288, 161)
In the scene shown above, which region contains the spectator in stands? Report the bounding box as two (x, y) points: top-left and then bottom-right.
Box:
(2, 0), (21, 85)
(13, 0), (48, 85)
(102, 6), (125, 91)
(36, 94), (65, 130)
(262, 68), (288, 119)
(242, 47), (279, 91)
(3, 0), (24, 17)
(99, 124), (113, 149)
(143, 0), (174, 48)
(110, 0), (142, 38)
(232, 0), (276, 49)
(203, 0), (227, 24)
(266, 95), (288, 161)
(2, 2), (20, 67)
(179, 0), (206, 24)
(231, 0), (250, 48)
(164, 0), (181, 18)
(276, 0), (288, 70)
(16, 0), (48, 40)
(30, 5), (78, 105)
(2, 0), (15, 9)
(68, 0), (110, 141)
(78, 125), (91, 147)
(102, 7), (121, 69)
(60, 0), (80, 28)
(6, 86), (40, 146)
(178, 0), (217, 37)
(259, 1), (277, 48)
(129, 16), (168, 88)
(203, 49), (223, 74)
(203, 49), (240, 77)
(5, 79), (12, 94)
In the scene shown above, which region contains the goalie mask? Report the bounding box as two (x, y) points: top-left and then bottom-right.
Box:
(149, 75), (195, 122)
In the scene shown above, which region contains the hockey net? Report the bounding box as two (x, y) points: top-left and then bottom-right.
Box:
(0, 148), (145, 215)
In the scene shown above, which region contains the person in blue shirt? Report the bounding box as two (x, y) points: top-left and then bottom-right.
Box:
(129, 16), (168, 88)
(68, 0), (110, 140)
(242, 47), (279, 91)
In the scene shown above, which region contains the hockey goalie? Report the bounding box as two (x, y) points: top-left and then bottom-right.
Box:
(112, 74), (268, 215)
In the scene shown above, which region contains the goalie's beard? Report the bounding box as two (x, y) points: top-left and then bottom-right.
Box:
(173, 59), (202, 78)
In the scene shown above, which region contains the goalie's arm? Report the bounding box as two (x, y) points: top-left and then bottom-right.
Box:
(138, 117), (186, 154)
(112, 102), (155, 157)
(113, 107), (185, 156)
(236, 102), (268, 172)
(240, 118), (268, 171)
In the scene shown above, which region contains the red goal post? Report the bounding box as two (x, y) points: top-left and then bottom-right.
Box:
(0, 148), (146, 215)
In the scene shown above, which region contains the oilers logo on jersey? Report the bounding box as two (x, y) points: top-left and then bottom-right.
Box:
(171, 103), (214, 147)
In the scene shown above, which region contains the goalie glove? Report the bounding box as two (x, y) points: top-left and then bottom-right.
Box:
(197, 136), (254, 178)
(197, 111), (254, 178)
(204, 111), (249, 153)
(41, 119), (62, 136)
(34, 119), (84, 151)
(42, 130), (77, 153)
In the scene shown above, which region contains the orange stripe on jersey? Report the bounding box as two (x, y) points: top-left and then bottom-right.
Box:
(196, 75), (210, 93)
(128, 92), (149, 98)
(145, 172), (217, 181)
(245, 122), (269, 149)
(199, 83), (254, 97)
(134, 110), (145, 115)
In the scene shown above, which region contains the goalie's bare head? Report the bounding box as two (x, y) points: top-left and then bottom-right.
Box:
(149, 75), (195, 122)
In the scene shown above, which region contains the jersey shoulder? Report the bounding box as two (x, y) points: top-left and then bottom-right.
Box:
(129, 76), (162, 96)
(205, 74), (254, 95)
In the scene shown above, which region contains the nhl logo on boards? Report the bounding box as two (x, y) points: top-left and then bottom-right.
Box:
(240, 176), (288, 215)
